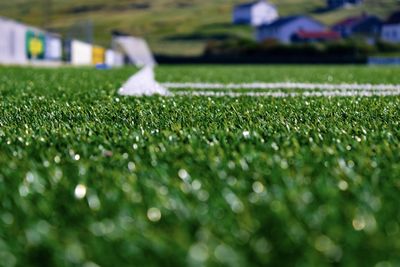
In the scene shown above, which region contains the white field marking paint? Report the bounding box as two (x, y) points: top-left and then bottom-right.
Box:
(163, 82), (400, 91)
(118, 67), (171, 96)
(173, 90), (400, 98)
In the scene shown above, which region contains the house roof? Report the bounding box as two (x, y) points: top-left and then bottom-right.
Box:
(296, 30), (341, 39)
(386, 11), (400, 24)
(257, 16), (323, 29)
(333, 14), (380, 28)
(334, 16), (363, 28)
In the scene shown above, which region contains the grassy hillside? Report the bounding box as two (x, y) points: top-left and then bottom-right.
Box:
(0, 0), (399, 55)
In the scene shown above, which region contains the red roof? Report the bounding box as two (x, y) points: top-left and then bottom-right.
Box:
(334, 17), (362, 27)
(333, 14), (371, 28)
(296, 30), (341, 39)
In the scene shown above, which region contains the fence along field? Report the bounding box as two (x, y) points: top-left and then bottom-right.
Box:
(0, 65), (400, 266)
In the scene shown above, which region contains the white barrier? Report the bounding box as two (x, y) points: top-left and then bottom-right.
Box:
(114, 51), (124, 67)
(1, 16), (130, 67)
(45, 34), (62, 61)
(71, 40), (92, 66)
(0, 16), (64, 66)
(0, 17), (28, 65)
(105, 49), (124, 67)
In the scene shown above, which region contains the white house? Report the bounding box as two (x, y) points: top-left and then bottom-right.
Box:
(233, 1), (279, 27)
(256, 16), (326, 43)
(381, 11), (400, 43)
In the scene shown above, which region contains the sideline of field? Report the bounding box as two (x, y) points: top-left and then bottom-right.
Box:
(163, 82), (400, 91)
(163, 82), (400, 97)
(173, 90), (400, 97)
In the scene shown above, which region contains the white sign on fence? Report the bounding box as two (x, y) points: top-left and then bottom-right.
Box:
(0, 17), (28, 65)
(45, 34), (62, 61)
(106, 49), (124, 67)
(71, 40), (92, 65)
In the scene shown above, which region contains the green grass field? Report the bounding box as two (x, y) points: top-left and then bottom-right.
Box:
(1, 65), (400, 266)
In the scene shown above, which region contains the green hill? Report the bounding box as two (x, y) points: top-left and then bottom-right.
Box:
(0, 0), (399, 55)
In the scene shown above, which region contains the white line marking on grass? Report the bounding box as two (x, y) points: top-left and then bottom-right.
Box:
(163, 82), (400, 91)
(174, 90), (400, 97)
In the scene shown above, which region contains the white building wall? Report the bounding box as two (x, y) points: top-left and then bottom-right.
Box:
(251, 2), (278, 26)
(381, 24), (400, 43)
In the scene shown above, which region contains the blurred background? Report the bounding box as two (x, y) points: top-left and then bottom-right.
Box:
(0, 0), (400, 64)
